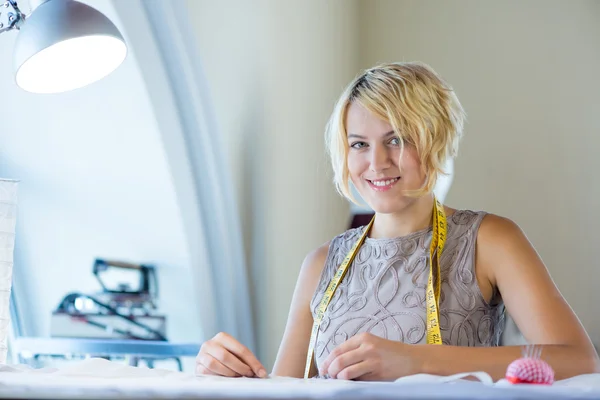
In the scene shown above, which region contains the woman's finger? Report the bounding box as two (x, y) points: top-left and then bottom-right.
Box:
(207, 344), (255, 377)
(326, 347), (365, 378)
(337, 359), (374, 381)
(216, 332), (267, 377)
(197, 353), (241, 377)
(320, 336), (362, 376)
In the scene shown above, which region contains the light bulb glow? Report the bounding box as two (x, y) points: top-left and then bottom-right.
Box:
(16, 35), (127, 94)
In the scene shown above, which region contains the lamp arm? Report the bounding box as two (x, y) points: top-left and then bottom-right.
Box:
(0, 0), (26, 33)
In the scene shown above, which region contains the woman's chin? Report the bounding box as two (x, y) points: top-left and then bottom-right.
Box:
(361, 195), (416, 215)
(365, 202), (402, 215)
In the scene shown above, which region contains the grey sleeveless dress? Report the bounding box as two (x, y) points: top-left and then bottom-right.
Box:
(310, 210), (505, 370)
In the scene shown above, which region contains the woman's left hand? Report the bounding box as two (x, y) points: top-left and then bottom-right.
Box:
(319, 332), (422, 381)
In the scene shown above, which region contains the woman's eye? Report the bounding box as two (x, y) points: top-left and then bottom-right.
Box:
(350, 141), (367, 149)
(389, 137), (400, 146)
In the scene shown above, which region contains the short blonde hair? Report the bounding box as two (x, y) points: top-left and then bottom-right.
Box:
(325, 61), (466, 203)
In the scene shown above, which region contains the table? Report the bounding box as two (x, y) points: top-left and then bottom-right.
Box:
(11, 337), (200, 370)
(0, 357), (599, 400)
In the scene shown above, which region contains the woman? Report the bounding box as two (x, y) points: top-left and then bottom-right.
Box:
(196, 62), (599, 381)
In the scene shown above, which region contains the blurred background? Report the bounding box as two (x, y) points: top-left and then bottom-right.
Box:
(0, 0), (598, 373)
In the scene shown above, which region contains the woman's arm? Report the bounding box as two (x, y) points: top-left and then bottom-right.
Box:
(320, 214), (599, 381)
(420, 214), (599, 380)
(195, 242), (328, 379)
(271, 242), (330, 378)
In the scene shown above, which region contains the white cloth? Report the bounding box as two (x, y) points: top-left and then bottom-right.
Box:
(1, 359), (600, 399)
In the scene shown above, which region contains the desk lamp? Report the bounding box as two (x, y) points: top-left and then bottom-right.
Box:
(0, 0), (127, 93)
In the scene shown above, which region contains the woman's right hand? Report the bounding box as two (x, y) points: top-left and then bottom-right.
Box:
(196, 332), (268, 378)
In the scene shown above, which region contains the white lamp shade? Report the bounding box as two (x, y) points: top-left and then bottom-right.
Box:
(13, 0), (127, 94)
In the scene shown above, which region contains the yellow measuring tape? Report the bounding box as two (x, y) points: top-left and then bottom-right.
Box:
(304, 197), (447, 378)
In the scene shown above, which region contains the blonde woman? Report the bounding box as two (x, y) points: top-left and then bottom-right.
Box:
(196, 62), (599, 381)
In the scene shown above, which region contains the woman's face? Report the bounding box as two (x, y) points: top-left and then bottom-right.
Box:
(346, 102), (426, 214)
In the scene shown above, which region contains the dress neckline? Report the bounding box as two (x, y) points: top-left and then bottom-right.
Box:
(362, 209), (460, 244)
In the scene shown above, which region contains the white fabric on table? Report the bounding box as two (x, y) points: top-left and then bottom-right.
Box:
(1, 358), (599, 399)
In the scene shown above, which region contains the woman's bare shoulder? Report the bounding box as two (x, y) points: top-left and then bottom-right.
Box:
(300, 240), (332, 279)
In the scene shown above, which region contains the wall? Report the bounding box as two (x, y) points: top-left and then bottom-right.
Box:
(0, 0), (202, 347)
(186, 0), (358, 367)
(359, 0), (600, 347)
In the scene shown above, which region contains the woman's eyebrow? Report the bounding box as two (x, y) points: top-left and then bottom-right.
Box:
(348, 130), (395, 140)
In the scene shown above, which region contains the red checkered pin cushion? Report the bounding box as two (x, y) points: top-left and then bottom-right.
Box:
(505, 345), (555, 385)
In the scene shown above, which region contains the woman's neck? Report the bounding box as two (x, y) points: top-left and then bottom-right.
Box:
(369, 194), (436, 239)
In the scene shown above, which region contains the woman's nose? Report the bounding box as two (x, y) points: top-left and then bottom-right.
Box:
(369, 145), (392, 173)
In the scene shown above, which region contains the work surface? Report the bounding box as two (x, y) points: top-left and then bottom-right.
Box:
(1, 359), (600, 400)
